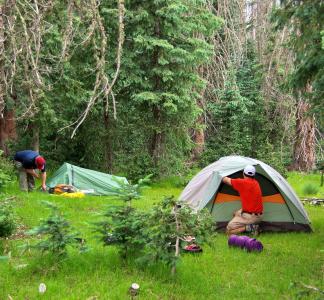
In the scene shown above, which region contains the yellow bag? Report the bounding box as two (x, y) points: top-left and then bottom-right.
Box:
(60, 191), (85, 198)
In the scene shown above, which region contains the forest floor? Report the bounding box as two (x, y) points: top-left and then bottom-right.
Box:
(0, 172), (323, 300)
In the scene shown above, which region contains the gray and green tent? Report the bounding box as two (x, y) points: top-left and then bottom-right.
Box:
(179, 156), (311, 232)
(47, 163), (128, 196)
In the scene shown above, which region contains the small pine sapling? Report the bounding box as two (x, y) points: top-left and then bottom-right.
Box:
(23, 201), (87, 257)
(111, 174), (152, 205)
(0, 150), (15, 190)
(142, 196), (215, 275)
(96, 206), (147, 259)
(0, 199), (16, 259)
(95, 175), (151, 258)
(0, 200), (16, 239)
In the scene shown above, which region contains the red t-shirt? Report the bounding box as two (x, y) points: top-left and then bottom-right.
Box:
(231, 178), (263, 213)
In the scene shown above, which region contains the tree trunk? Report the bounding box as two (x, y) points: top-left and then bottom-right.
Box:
(292, 100), (316, 171)
(0, 5), (6, 154)
(191, 99), (205, 161)
(150, 18), (163, 166)
(103, 101), (113, 172)
(0, 5), (5, 118)
(0, 2), (18, 156)
(31, 123), (40, 152)
(150, 105), (163, 165)
(0, 109), (17, 155)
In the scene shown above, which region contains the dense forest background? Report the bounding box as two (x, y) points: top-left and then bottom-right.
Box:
(0, 0), (323, 180)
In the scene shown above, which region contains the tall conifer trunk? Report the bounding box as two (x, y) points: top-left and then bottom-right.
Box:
(31, 123), (40, 152)
(191, 98), (205, 161)
(150, 106), (163, 164)
(0, 4), (17, 155)
(150, 17), (163, 165)
(103, 101), (113, 172)
(0, 4), (6, 153)
(292, 100), (316, 171)
(0, 110), (16, 155)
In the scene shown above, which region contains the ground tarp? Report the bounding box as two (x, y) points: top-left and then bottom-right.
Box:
(46, 163), (128, 196)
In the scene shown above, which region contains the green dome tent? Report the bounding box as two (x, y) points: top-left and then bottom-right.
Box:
(47, 163), (128, 196)
(179, 156), (312, 232)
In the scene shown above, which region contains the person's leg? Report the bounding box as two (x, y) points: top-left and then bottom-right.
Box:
(244, 214), (263, 236)
(226, 211), (249, 235)
(226, 212), (261, 235)
(226, 226), (246, 235)
(27, 172), (35, 191)
(15, 161), (28, 192)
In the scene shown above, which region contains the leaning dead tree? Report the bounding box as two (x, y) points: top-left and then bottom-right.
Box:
(188, 0), (247, 162)
(0, 0), (125, 153)
(67, 0), (125, 138)
(206, 0), (247, 100)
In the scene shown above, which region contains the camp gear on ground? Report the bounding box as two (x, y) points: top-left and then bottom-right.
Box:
(179, 156), (312, 232)
(46, 163), (128, 196)
(59, 191), (85, 198)
(48, 184), (77, 194)
(183, 244), (202, 253)
(228, 235), (263, 252)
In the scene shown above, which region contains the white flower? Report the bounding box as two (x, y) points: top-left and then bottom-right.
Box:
(39, 283), (46, 294)
(131, 283), (140, 290)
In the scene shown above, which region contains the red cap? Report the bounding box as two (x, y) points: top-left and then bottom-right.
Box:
(35, 156), (46, 170)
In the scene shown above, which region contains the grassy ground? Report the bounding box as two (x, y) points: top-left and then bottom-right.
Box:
(0, 173), (323, 300)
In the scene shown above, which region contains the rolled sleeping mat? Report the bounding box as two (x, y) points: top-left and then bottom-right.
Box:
(228, 235), (263, 252)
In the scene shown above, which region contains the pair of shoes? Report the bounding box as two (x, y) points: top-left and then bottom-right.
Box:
(245, 224), (260, 237)
(183, 244), (202, 253)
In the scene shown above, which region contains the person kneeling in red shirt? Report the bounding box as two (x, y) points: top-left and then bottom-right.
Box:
(222, 165), (263, 236)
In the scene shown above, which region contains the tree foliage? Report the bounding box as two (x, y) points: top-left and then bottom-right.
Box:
(0, 150), (15, 190)
(273, 0), (324, 115)
(24, 201), (87, 257)
(0, 200), (16, 239)
(1, 0), (322, 178)
(140, 196), (215, 274)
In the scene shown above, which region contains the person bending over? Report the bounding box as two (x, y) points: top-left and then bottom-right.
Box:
(14, 150), (47, 192)
(222, 165), (263, 235)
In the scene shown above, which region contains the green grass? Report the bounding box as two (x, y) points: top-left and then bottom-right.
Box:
(0, 174), (323, 299)
(287, 172), (324, 198)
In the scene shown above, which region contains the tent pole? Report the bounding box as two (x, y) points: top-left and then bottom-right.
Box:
(71, 165), (75, 186)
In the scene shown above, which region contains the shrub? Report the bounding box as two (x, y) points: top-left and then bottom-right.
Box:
(95, 175), (151, 258)
(141, 196), (215, 274)
(0, 151), (15, 190)
(302, 183), (319, 196)
(0, 200), (16, 239)
(95, 206), (147, 258)
(23, 201), (87, 257)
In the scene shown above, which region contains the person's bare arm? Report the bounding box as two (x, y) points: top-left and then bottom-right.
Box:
(25, 169), (39, 178)
(40, 172), (47, 191)
(222, 176), (232, 186)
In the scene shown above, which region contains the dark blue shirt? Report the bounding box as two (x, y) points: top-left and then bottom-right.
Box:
(14, 150), (46, 172)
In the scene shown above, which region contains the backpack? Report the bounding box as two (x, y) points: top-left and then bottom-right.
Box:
(48, 184), (77, 194)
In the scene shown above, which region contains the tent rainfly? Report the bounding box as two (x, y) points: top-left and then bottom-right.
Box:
(179, 156), (312, 232)
(46, 163), (128, 196)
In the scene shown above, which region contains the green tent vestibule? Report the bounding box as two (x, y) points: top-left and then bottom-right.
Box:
(179, 156), (312, 232)
(46, 163), (128, 196)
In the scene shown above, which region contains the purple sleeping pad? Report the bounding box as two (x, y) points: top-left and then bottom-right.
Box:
(228, 235), (263, 252)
